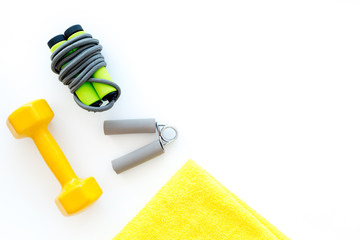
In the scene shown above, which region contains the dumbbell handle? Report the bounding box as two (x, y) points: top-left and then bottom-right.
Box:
(32, 128), (77, 187)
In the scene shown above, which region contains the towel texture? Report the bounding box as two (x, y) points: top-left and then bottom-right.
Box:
(114, 160), (289, 240)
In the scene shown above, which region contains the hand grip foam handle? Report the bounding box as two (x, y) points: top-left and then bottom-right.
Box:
(104, 118), (156, 135)
(111, 140), (164, 174)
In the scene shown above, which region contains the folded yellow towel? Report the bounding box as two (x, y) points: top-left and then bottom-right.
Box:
(114, 160), (289, 240)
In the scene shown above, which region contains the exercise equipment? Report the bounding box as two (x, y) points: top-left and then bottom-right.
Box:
(7, 99), (103, 216)
(104, 119), (177, 174)
(48, 24), (121, 112)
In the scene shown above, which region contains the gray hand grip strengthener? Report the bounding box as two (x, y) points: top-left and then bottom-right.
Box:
(104, 119), (177, 174)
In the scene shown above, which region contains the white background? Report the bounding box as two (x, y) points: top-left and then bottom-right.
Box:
(1, 0), (360, 239)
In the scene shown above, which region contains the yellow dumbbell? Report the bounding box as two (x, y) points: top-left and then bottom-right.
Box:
(7, 99), (102, 216)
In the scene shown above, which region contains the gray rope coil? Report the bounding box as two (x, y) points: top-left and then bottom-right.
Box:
(50, 33), (120, 112)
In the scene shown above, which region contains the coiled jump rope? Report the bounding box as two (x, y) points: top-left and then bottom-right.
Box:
(48, 25), (121, 112)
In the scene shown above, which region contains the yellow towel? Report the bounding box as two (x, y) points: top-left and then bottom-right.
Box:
(114, 160), (289, 240)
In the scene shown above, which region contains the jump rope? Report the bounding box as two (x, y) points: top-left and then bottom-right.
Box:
(48, 25), (121, 112)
